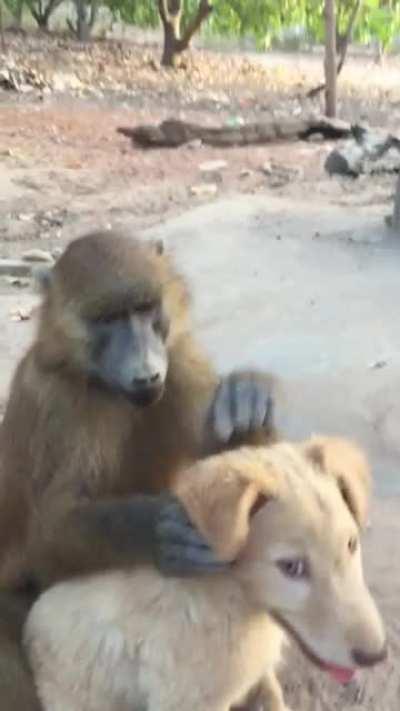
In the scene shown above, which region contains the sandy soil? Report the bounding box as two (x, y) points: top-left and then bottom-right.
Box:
(1, 31), (400, 709)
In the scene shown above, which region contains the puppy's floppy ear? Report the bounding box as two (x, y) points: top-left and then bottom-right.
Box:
(302, 436), (371, 528)
(175, 449), (277, 561)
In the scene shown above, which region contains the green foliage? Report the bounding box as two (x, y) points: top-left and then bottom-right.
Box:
(3, 0), (22, 18)
(104, 0), (159, 26)
(104, 0), (200, 29)
(354, 0), (400, 51)
(207, 0), (307, 48)
(6, 0), (400, 58)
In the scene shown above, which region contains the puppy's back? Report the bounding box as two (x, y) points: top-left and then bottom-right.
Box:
(25, 566), (279, 711)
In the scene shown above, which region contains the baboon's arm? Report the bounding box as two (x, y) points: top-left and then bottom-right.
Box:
(31, 494), (225, 588)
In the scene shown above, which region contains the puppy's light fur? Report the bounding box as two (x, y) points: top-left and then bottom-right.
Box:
(24, 437), (386, 711)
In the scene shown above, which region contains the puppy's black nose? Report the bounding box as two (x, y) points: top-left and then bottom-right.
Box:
(352, 642), (388, 667)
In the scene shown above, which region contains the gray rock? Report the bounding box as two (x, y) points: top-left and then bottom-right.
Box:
(0, 259), (32, 277)
(22, 249), (54, 263)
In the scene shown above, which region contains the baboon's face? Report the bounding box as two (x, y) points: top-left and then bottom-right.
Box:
(87, 299), (169, 407)
(37, 233), (187, 407)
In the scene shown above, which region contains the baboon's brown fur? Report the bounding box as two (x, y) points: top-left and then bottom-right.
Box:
(0, 231), (276, 708)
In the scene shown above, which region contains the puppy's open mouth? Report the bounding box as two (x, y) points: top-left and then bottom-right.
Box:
(271, 612), (356, 685)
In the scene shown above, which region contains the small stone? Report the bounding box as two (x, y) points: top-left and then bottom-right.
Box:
(261, 161), (273, 175)
(369, 359), (387, 370)
(307, 132), (324, 143)
(10, 305), (36, 321)
(52, 72), (83, 92)
(41, 211), (64, 226)
(17, 213), (35, 222)
(186, 139), (202, 149)
(22, 249), (54, 263)
(4, 276), (30, 287)
(240, 169), (253, 178)
(269, 175), (289, 188)
(190, 183), (218, 197)
(199, 160), (227, 172)
(324, 144), (364, 177)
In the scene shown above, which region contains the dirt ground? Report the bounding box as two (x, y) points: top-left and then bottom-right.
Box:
(1, 31), (400, 709)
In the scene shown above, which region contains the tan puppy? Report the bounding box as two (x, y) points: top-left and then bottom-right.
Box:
(24, 437), (387, 711)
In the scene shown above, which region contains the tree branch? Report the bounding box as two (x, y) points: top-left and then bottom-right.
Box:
(89, 0), (98, 28)
(157, 0), (170, 25)
(158, 0), (181, 25)
(42, 0), (64, 25)
(179, 0), (212, 51)
(0, 1), (5, 54)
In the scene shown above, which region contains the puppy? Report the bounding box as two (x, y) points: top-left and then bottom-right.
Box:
(24, 436), (387, 711)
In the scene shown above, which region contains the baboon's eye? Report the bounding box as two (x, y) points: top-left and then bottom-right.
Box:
(348, 536), (358, 555)
(93, 310), (129, 325)
(276, 557), (309, 580)
(135, 302), (155, 315)
(153, 309), (169, 339)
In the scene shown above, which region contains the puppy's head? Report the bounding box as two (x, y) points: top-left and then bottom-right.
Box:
(176, 438), (386, 684)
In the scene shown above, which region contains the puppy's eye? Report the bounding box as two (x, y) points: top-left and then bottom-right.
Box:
(348, 536), (358, 555)
(276, 558), (309, 580)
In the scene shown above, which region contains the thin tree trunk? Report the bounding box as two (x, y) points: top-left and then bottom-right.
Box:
(308, 0), (360, 99)
(76, 0), (89, 40)
(158, 0), (212, 68)
(324, 0), (337, 117)
(389, 173), (400, 231)
(27, 0), (64, 29)
(0, 1), (5, 54)
(89, 0), (98, 28)
(14, 0), (24, 28)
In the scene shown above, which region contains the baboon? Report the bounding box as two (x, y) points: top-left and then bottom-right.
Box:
(0, 231), (277, 708)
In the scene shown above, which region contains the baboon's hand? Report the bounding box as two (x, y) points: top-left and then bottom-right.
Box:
(210, 371), (275, 445)
(154, 495), (228, 576)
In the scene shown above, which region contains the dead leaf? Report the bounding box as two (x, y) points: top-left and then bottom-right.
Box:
(190, 183), (218, 197)
(199, 160), (227, 172)
(10, 305), (36, 321)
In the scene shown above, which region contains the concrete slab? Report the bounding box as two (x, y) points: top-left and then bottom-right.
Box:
(1, 194), (399, 496)
(147, 195), (400, 497)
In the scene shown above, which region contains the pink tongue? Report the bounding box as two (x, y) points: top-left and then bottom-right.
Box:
(325, 665), (356, 685)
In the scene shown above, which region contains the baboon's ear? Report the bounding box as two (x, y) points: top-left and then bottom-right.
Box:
(303, 436), (371, 528)
(175, 451), (277, 562)
(32, 265), (54, 293)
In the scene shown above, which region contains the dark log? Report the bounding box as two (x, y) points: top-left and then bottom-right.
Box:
(117, 116), (351, 149)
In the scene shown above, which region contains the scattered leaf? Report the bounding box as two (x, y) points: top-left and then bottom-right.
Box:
(190, 183), (218, 196)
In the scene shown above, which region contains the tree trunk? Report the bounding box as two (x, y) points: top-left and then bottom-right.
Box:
(14, 0), (24, 28)
(308, 0), (360, 99)
(76, 0), (90, 41)
(324, 0), (337, 117)
(0, 1), (5, 54)
(88, 0), (98, 28)
(161, 13), (181, 67)
(158, 0), (212, 68)
(389, 173), (400, 231)
(27, 0), (64, 30)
